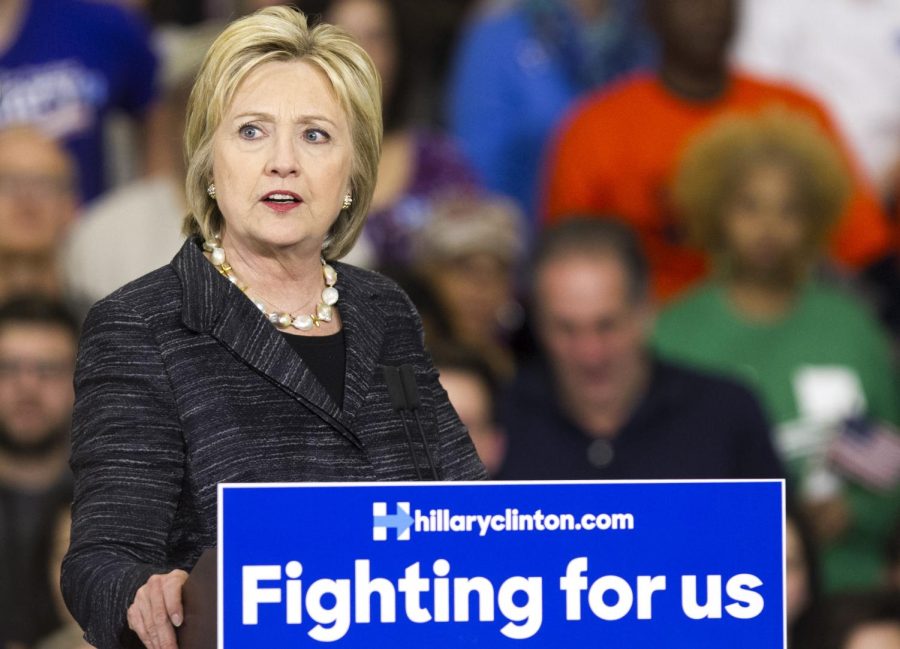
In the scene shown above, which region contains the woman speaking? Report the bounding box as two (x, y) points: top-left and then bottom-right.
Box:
(61, 7), (485, 648)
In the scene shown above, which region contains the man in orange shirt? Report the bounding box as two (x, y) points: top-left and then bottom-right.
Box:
(542, 0), (891, 301)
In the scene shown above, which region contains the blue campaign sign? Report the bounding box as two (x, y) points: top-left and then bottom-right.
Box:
(218, 480), (785, 648)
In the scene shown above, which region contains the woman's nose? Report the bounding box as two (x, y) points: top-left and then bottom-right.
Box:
(265, 134), (300, 177)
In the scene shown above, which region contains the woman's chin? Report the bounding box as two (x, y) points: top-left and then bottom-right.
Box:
(227, 222), (324, 250)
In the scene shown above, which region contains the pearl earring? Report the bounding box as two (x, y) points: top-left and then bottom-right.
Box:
(342, 193), (353, 210)
(207, 183), (216, 200)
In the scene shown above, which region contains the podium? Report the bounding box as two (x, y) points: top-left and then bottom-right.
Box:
(177, 547), (217, 649)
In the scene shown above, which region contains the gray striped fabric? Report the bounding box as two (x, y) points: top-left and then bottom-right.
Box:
(61, 238), (486, 648)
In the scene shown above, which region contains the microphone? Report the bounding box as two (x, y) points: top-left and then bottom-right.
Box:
(399, 364), (439, 480)
(382, 365), (422, 480)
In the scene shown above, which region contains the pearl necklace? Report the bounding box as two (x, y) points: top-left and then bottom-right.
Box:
(203, 238), (339, 332)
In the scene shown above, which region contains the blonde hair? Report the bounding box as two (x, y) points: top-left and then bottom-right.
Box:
(673, 108), (850, 260)
(183, 5), (382, 259)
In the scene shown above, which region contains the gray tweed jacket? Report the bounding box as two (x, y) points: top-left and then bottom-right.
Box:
(61, 238), (485, 648)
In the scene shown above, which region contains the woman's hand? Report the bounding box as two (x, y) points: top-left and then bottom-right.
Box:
(127, 569), (189, 649)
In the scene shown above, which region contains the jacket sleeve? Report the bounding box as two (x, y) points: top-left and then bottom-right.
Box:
(61, 297), (185, 649)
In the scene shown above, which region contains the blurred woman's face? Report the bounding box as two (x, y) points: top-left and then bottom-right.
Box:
(720, 162), (810, 283)
(430, 253), (513, 344)
(327, 0), (397, 99)
(211, 60), (353, 256)
(785, 519), (810, 626)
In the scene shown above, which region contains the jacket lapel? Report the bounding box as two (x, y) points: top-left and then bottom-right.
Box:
(172, 238), (362, 448)
(333, 261), (388, 430)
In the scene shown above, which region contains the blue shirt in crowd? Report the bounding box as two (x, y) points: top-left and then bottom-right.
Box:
(0, 0), (159, 202)
(448, 1), (655, 227)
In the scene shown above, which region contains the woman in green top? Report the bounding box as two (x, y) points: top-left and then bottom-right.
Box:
(654, 108), (900, 591)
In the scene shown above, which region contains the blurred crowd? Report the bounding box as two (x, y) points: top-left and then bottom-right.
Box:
(1, 0), (899, 647)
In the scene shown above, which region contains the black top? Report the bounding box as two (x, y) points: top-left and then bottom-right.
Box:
(280, 330), (346, 407)
(498, 357), (784, 480)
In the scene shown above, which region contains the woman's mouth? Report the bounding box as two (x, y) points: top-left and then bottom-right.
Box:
(263, 191), (302, 203)
(262, 191), (302, 211)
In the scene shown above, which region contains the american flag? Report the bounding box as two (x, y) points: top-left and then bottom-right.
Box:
(827, 417), (900, 491)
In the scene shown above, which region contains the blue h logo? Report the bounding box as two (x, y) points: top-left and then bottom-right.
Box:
(372, 501), (413, 541)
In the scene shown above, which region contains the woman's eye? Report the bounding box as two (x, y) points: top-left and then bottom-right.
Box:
(239, 124), (261, 139)
(304, 129), (330, 143)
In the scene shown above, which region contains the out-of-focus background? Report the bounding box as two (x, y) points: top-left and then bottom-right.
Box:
(1, 1), (899, 647)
